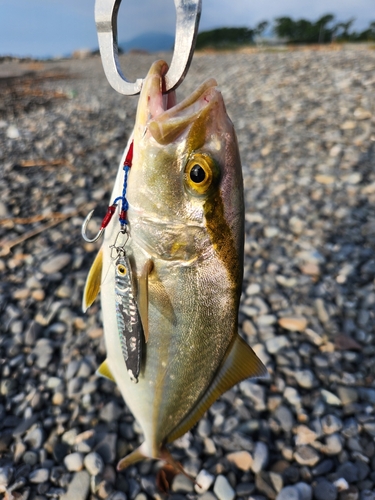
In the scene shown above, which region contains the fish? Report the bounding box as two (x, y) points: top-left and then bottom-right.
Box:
(83, 59), (267, 472)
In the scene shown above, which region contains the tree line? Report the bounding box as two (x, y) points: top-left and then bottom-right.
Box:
(196, 15), (375, 49)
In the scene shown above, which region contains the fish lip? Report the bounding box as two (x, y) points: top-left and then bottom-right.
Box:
(156, 77), (218, 119)
(136, 60), (219, 145)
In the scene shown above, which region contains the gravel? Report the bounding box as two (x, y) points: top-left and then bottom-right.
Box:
(1, 44), (375, 499)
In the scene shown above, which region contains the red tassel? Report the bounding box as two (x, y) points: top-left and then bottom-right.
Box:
(101, 204), (117, 229)
(124, 141), (134, 168)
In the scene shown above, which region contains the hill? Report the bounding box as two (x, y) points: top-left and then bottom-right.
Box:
(118, 32), (174, 53)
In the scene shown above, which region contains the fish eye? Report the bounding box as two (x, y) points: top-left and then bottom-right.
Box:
(185, 153), (218, 195)
(190, 164), (206, 184)
(117, 264), (127, 275)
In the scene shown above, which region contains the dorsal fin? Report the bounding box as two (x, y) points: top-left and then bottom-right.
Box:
(166, 335), (268, 443)
(82, 248), (103, 312)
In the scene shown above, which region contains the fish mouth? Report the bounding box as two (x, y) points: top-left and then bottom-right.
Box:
(135, 59), (218, 146)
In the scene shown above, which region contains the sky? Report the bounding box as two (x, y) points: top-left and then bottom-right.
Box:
(0, 0), (373, 59)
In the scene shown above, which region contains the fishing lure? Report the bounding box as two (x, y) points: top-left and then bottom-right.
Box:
(82, 141), (143, 383)
(114, 252), (143, 383)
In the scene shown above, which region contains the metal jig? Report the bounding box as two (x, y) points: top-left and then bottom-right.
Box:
(95, 0), (202, 95)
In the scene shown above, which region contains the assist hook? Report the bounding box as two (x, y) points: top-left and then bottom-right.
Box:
(81, 201), (119, 242)
(81, 209), (105, 243)
(95, 0), (202, 95)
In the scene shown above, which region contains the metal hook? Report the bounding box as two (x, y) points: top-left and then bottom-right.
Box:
(95, 0), (202, 95)
(81, 210), (105, 243)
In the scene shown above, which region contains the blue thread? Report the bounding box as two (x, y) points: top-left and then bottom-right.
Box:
(113, 165), (130, 226)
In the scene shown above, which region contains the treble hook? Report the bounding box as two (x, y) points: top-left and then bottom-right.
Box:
(95, 0), (202, 95)
(81, 210), (105, 243)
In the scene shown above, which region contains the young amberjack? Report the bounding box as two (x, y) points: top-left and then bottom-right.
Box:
(83, 60), (267, 471)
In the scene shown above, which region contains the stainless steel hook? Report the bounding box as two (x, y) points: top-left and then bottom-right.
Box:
(95, 0), (202, 95)
(81, 209), (105, 243)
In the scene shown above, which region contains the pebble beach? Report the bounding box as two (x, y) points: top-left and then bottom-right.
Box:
(0, 45), (375, 500)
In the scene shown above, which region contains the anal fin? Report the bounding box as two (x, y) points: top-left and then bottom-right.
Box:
(82, 248), (103, 312)
(166, 335), (268, 443)
(96, 359), (116, 383)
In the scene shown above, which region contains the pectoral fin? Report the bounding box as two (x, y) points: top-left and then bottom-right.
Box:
(138, 259), (153, 343)
(148, 270), (176, 325)
(166, 335), (268, 443)
(96, 359), (115, 383)
(82, 248), (103, 312)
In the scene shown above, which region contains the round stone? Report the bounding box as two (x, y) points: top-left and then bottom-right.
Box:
(294, 369), (316, 389)
(336, 462), (359, 483)
(321, 389), (342, 406)
(321, 415), (343, 435)
(84, 452), (104, 476)
(195, 469), (215, 494)
(31, 289), (45, 301)
(295, 425), (318, 445)
(322, 433), (343, 455)
(23, 451), (38, 466)
(274, 405), (294, 432)
(251, 441), (269, 473)
(265, 335), (290, 354)
(0, 466), (13, 490)
(40, 253), (71, 274)
(294, 446), (320, 467)
(360, 491), (375, 500)
(276, 485), (300, 500)
(24, 427), (44, 450)
(6, 125), (20, 139)
(246, 283), (261, 295)
(213, 475), (235, 500)
(64, 452), (84, 472)
(278, 317), (307, 332)
(295, 482), (313, 500)
(29, 468), (50, 483)
(314, 479), (337, 500)
(226, 451), (253, 471)
(171, 473), (194, 493)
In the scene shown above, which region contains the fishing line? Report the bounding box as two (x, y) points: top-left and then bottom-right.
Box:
(81, 141), (134, 244)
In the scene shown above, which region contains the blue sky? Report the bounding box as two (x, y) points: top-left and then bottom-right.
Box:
(0, 0), (373, 58)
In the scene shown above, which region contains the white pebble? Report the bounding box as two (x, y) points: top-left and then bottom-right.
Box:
(195, 469), (215, 493)
(84, 452), (104, 476)
(213, 475), (235, 500)
(6, 125), (20, 139)
(251, 441), (269, 473)
(64, 452), (84, 472)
